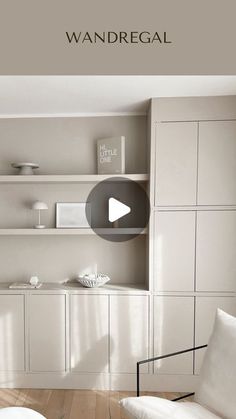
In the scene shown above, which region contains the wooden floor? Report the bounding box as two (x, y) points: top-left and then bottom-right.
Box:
(0, 389), (186, 419)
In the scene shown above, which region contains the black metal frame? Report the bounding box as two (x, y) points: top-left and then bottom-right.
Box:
(137, 344), (208, 399)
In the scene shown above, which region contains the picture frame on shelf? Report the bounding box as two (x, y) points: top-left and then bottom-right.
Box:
(56, 202), (91, 228)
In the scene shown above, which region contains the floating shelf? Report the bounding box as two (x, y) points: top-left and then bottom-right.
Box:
(0, 174), (149, 184)
(0, 228), (148, 236)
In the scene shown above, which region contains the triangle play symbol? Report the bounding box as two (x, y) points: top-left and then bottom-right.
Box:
(108, 197), (131, 223)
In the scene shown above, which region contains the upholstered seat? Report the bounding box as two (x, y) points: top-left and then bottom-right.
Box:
(121, 396), (221, 419)
(121, 309), (236, 419)
(0, 407), (46, 418)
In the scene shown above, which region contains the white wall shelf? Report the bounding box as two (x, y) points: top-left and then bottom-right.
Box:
(0, 228), (147, 236)
(0, 174), (149, 184)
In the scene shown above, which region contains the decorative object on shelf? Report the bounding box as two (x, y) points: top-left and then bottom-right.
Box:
(97, 136), (125, 174)
(78, 273), (110, 288)
(11, 162), (39, 175)
(32, 201), (48, 229)
(56, 202), (91, 228)
(9, 282), (42, 289)
(30, 276), (39, 287)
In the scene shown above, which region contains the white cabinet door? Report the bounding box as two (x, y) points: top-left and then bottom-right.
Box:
(70, 295), (109, 373)
(198, 121), (236, 205)
(154, 211), (195, 292)
(110, 295), (149, 373)
(155, 122), (198, 206)
(196, 211), (236, 292)
(154, 296), (194, 375)
(29, 294), (66, 372)
(195, 297), (236, 374)
(0, 295), (25, 371)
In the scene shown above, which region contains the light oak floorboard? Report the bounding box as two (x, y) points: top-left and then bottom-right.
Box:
(0, 389), (190, 419)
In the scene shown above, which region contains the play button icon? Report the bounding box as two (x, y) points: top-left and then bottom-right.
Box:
(108, 198), (131, 222)
(85, 176), (150, 242)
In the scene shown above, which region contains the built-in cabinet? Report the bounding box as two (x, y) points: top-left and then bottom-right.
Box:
(154, 209), (236, 293)
(155, 122), (198, 206)
(196, 211), (236, 292)
(70, 294), (109, 373)
(154, 211), (195, 292)
(0, 97), (235, 391)
(155, 119), (236, 207)
(0, 295), (25, 372)
(0, 290), (149, 389)
(151, 97), (236, 385)
(198, 121), (236, 205)
(110, 295), (149, 373)
(154, 296), (194, 375)
(29, 294), (66, 372)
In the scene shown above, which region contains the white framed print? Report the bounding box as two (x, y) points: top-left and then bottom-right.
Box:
(56, 202), (91, 228)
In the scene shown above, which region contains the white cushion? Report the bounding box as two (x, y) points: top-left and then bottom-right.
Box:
(120, 396), (221, 419)
(0, 407), (46, 418)
(195, 309), (236, 419)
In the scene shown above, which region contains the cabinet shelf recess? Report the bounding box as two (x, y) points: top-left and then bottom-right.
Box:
(0, 174), (149, 184)
(0, 228), (148, 236)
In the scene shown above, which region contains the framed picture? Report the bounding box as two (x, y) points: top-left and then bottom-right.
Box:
(56, 202), (91, 228)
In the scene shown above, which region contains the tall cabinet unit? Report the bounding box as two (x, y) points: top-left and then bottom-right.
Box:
(150, 97), (236, 389)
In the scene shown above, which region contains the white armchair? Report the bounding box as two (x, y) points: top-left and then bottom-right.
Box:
(120, 309), (236, 419)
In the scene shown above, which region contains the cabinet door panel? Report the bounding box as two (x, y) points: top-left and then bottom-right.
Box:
(154, 211), (195, 292)
(198, 121), (236, 205)
(110, 296), (149, 373)
(71, 295), (109, 373)
(195, 297), (236, 374)
(196, 211), (236, 292)
(29, 295), (66, 372)
(0, 295), (25, 371)
(154, 296), (194, 374)
(155, 122), (198, 205)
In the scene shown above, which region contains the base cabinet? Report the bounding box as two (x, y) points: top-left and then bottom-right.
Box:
(154, 296), (194, 375)
(0, 291), (235, 390)
(110, 295), (149, 373)
(0, 295), (25, 372)
(70, 294), (109, 373)
(29, 294), (66, 372)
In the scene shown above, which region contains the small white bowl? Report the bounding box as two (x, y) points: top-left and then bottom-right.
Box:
(78, 274), (110, 288)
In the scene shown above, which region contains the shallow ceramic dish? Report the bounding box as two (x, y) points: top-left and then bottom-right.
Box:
(78, 273), (110, 288)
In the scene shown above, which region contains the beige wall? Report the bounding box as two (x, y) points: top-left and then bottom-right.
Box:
(0, 235), (146, 284)
(0, 116), (147, 174)
(0, 115), (147, 285)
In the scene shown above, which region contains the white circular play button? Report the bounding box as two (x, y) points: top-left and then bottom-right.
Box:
(85, 176), (150, 242)
(108, 197), (131, 222)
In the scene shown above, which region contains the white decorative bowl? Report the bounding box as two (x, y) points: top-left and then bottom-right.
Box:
(78, 273), (110, 288)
